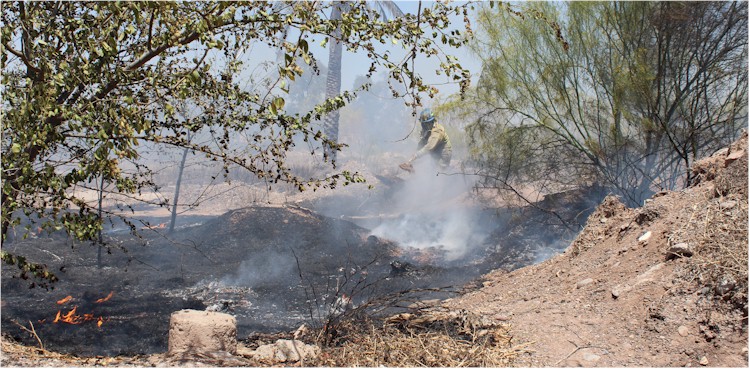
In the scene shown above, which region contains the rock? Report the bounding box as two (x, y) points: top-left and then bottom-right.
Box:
(726, 149), (745, 161)
(252, 339), (320, 363)
(678, 325), (689, 337)
(638, 231), (652, 243)
(666, 243), (693, 260)
(576, 348), (602, 367)
(583, 352), (601, 362)
(236, 345), (255, 357)
(715, 276), (736, 296)
(713, 147), (730, 157)
(699, 325), (717, 341)
(494, 314), (511, 321)
(576, 278), (595, 289)
(612, 283), (634, 299)
(635, 209), (660, 225)
(719, 200), (737, 209)
(168, 309), (237, 356)
(699, 356), (709, 366)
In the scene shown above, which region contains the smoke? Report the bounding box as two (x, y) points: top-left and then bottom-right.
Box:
(532, 239), (567, 264)
(219, 249), (296, 287)
(369, 159), (489, 263)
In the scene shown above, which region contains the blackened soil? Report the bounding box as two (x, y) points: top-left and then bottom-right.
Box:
(1, 205), (477, 356)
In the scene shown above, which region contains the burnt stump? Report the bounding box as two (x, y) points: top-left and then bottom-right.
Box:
(168, 309), (237, 356)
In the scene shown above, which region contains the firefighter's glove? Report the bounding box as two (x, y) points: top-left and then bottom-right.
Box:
(399, 162), (415, 173)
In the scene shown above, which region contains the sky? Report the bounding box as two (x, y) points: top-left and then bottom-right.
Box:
(338, 1), (484, 99)
(342, 1), (483, 96)
(231, 1), (485, 106)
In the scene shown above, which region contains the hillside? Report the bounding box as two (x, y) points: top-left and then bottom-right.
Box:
(444, 132), (749, 366)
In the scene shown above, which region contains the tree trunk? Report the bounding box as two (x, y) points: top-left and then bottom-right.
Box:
(97, 174), (105, 268)
(323, 3), (344, 164)
(169, 133), (192, 234)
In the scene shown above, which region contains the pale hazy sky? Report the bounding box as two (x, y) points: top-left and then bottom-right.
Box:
(338, 1), (483, 99)
(232, 1), (484, 104)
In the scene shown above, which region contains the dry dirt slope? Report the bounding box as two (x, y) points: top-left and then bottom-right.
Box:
(447, 132), (749, 367)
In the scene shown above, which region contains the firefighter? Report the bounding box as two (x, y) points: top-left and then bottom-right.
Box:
(400, 108), (452, 172)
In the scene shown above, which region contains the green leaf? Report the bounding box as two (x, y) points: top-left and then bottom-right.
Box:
(273, 97), (285, 111)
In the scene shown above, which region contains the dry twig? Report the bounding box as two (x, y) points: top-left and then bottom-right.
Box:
(11, 320), (44, 351)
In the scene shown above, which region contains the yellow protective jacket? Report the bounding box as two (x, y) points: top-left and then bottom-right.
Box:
(415, 122), (452, 167)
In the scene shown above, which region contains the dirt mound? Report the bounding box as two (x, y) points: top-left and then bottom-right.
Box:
(446, 132), (748, 366)
(174, 204), (393, 276)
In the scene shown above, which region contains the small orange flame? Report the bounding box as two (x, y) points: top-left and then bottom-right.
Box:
(56, 295), (73, 305)
(95, 291), (114, 303)
(53, 306), (84, 324)
(51, 306), (105, 326)
(48, 294), (111, 327)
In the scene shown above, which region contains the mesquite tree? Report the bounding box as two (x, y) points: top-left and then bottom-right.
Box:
(444, 1), (747, 207)
(1, 1), (472, 283)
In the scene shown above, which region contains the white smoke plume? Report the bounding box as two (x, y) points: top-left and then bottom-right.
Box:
(370, 159), (488, 263)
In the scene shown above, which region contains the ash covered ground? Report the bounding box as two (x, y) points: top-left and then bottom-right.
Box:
(1, 162), (605, 356)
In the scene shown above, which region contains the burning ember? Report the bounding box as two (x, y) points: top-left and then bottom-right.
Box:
(95, 291), (114, 303)
(56, 295), (73, 305)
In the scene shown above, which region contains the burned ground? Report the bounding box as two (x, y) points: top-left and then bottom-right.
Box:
(1, 204), (489, 356)
(1, 205), (386, 355)
(1, 135), (747, 366)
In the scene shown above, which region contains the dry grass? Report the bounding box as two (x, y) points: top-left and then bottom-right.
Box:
(0, 334), (146, 367)
(310, 309), (529, 367)
(674, 191), (748, 315)
(671, 133), (748, 325)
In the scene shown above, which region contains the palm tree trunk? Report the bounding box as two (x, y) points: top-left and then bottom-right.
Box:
(323, 3), (344, 164)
